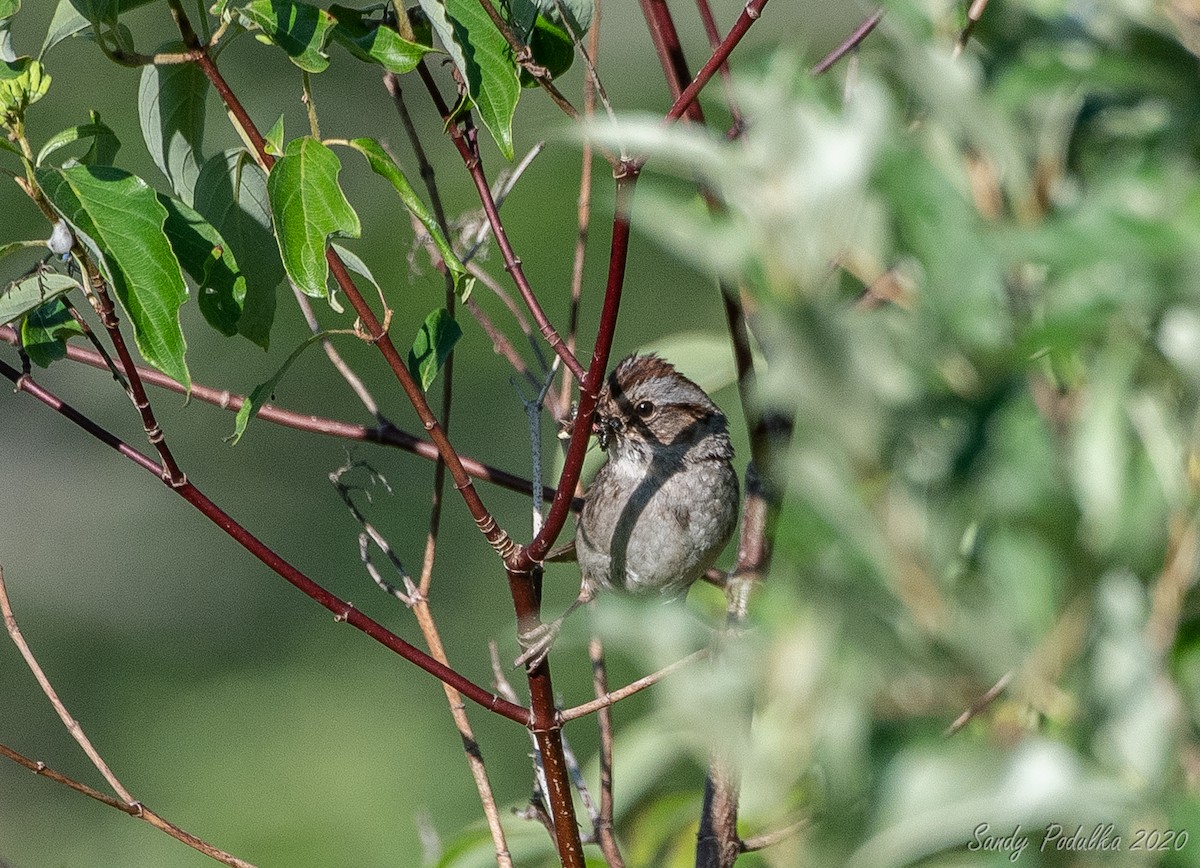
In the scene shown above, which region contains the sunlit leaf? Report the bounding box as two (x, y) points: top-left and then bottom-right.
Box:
(337, 137), (466, 291)
(266, 136), (360, 299)
(0, 56), (49, 123)
(423, 0), (520, 159)
(236, 0), (336, 73)
(37, 112), (119, 167)
(329, 4), (435, 74)
(0, 270), (79, 327)
(37, 163), (191, 389)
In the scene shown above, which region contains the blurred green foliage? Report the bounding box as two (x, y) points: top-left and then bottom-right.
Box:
(3, 0), (1200, 867)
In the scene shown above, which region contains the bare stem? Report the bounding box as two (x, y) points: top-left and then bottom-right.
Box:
(664, 0), (773, 124)
(1, 566), (135, 804)
(695, 0), (745, 130)
(953, 0), (991, 58)
(0, 742), (255, 868)
(560, 649), (708, 721)
(0, 325), (576, 506)
(588, 627), (625, 867)
(335, 472), (513, 866)
(944, 670), (1014, 737)
(0, 566), (255, 868)
(80, 256), (186, 486)
(0, 358), (531, 725)
(559, 0), (603, 417)
(291, 283), (389, 423)
(810, 8), (885, 76)
(415, 61), (587, 382)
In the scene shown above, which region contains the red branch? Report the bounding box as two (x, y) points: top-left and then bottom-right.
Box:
(0, 358), (530, 726)
(810, 8), (885, 76)
(665, 0), (771, 123)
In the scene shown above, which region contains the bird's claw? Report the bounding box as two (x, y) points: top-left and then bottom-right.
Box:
(515, 619), (562, 671)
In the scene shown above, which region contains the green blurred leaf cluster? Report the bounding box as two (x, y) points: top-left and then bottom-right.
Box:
(566, 1), (1200, 864)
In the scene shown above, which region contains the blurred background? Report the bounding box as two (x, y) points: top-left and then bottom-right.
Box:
(4, 0), (1200, 865)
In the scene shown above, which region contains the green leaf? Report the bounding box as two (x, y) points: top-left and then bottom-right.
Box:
(236, 0), (336, 73)
(329, 241), (375, 312)
(0, 56), (49, 124)
(415, 0), (468, 84)
(0, 1), (17, 64)
(36, 113), (119, 167)
(264, 114), (285, 157)
(1, 270), (79, 326)
(36, 164), (191, 389)
(407, 307), (461, 390)
(534, 0), (591, 33)
(20, 295), (84, 367)
(194, 149), (281, 348)
(507, 0), (538, 39)
(339, 137), (466, 291)
(329, 4), (435, 74)
(40, 0), (156, 56)
(158, 193), (247, 338)
(139, 57), (207, 204)
(443, 0), (519, 159)
(266, 136), (360, 298)
(519, 14), (573, 88)
(228, 330), (329, 443)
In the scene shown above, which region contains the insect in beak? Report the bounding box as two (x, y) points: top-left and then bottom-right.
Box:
(593, 415), (619, 450)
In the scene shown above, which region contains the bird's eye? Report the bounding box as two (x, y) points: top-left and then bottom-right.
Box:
(634, 400), (655, 418)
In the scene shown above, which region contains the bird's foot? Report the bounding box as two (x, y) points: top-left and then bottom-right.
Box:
(515, 618), (563, 672)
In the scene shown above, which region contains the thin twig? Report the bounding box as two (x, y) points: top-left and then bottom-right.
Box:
(1148, 518), (1200, 655)
(0, 742), (256, 868)
(0, 358), (532, 725)
(62, 295), (129, 394)
(953, 0), (991, 59)
(740, 817), (809, 853)
(0, 567), (135, 804)
(461, 143), (547, 265)
(0, 566), (256, 867)
(589, 624), (626, 867)
(553, 0), (619, 131)
(471, 0), (580, 119)
(0, 324), (575, 507)
(944, 670), (1014, 737)
(559, 0), (603, 418)
(291, 283), (391, 424)
(335, 469), (514, 867)
(560, 649), (709, 721)
(664, 0), (772, 124)
(81, 258), (186, 486)
(415, 61), (586, 382)
(465, 292), (541, 390)
(694, 0), (745, 131)
(810, 8), (885, 76)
